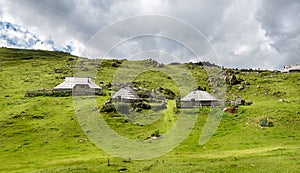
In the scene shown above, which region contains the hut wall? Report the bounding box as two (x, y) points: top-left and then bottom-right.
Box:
(53, 89), (72, 94)
(54, 86), (100, 96)
(113, 97), (137, 103)
(180, 101), (218, 108)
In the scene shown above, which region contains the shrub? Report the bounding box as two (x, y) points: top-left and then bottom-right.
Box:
(260, 117), (274, 127)
(151, 130), (161, 137)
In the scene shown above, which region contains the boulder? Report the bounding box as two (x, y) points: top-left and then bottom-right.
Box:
(227, 75), (241, 85)
(243, 81), (250, 85)
(54, 68), (62, 73)
(223, 107), (238, 114)
(111, 62), (117, 67)
(238, 85), (244, 90)
(66, 57), (75, 61)
(137, 102), (151, 109)
(100, 99), (116, 112)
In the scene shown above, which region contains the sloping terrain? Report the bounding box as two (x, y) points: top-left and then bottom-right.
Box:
(0, 48), (299, 172)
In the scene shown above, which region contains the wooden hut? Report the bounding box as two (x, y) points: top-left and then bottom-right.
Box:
(54, 77), (101, 95)
(180, 90), (218, 108)
(112, 87), (140, 102)
(282, 64), (300, 73)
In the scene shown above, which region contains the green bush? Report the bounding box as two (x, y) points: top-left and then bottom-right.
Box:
(151, 130), (161, 137)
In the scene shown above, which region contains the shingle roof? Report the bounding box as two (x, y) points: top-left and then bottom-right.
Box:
(112, 87), (140, 100)
(54, 77), (101, 89)
(181, 90), (217, 101)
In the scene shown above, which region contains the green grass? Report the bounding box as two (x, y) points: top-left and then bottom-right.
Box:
(0, 48), (299, 172)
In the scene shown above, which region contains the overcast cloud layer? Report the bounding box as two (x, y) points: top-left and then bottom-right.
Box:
(0, 0), (299, 69)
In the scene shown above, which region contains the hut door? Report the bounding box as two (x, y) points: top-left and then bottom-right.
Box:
(117, 96), (121, 102)
(191, 99), (196, 106)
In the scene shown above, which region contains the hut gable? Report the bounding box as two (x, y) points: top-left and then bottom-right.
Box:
(180, 90), (218, 108)
(112, 87), (140, 102)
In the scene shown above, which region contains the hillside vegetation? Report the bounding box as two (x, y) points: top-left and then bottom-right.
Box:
(0, 48), (299, 172)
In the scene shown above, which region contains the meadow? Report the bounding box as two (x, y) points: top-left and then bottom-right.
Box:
(0, 48), (299, 172)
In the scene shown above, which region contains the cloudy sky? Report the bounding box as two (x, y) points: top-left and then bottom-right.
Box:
(0, 0), (299, 69)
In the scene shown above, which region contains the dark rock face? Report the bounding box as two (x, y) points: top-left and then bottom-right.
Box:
(228, 75), (239, 85)
(137, 90), (151, 98)
(100, 99), (116, 113)
(66, 57), (75, 61)
(225, 74), (244, 86)
(133, 102), (151, 109)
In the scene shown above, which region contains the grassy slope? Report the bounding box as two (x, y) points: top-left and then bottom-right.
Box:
(0, 48), (299, 172)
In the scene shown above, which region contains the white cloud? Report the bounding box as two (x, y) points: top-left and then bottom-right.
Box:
(233, 45), (250, 56)
(31, 41), (53, 51)
(0, 0), (298, 69)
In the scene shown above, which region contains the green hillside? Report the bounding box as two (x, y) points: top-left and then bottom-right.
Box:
(0, 48), (299, 172)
